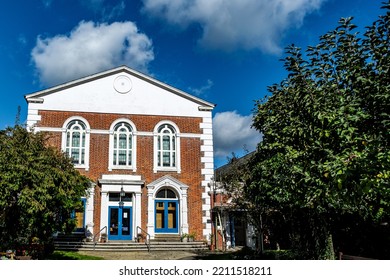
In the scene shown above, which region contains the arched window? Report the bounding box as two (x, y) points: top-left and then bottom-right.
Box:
(65, 120), (86, 165)
(113, 122), (133, 166)
(157, 124), (176, 168)
(108, 119), (136, 171)
(156, 188), (177, 199)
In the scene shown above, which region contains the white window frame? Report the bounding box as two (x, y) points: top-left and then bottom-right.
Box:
(108, 119), (137, 171)
(62, 116), (90, 171)
(153, 121), (180, 173)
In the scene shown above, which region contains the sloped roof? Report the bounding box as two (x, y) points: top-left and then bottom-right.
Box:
(215, 151), (255, 180)
(25, 65), (216, 109)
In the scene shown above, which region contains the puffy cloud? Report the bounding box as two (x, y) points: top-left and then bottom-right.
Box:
(213, 111), (261, 158)
(31, 21), (154, 86)
(142, 0), (325, 54)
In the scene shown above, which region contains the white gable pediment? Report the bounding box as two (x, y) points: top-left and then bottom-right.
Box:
(25, 66), (215, 117)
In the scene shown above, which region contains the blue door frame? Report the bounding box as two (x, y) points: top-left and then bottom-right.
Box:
(155, 200), (178, 233)
(71, 198), (86, 232)
(108, 206), (132, 240)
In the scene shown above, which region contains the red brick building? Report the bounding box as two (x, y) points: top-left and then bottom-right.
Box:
(25, 66), (215, 242)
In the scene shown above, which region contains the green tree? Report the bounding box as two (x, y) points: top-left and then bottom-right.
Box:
(0, 125), (91, 258)
(248, 2), (390, 259)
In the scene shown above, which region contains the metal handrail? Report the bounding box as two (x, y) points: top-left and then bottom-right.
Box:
(93, 226), (107, 249)
(136, 226), (151, 252)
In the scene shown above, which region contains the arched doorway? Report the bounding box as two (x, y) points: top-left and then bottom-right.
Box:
(155, 188), (179, 233)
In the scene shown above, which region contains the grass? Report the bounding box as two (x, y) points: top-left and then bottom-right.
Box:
(45, 250), (104, 260)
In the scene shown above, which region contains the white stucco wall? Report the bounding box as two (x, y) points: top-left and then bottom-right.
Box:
(26, 70), (213, 126)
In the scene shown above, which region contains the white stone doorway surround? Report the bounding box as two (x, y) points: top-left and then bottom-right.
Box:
(99, 174), (144, 241)
(147, 175), (189, 239)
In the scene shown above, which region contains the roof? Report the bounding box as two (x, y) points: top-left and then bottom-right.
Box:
(215, 151), (255, 180)
(24, 65), (216, 109)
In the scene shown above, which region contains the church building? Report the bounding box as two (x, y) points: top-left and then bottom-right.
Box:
(24, 66), (215, 242)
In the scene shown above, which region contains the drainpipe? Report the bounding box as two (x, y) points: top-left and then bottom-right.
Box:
(209, 177), (216, 250)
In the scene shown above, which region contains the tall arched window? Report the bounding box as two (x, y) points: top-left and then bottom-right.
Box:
(113, 122), (133, 166)
(108, 119), (136, 171)
(157, 124), (176, 168)
(65, 120), (86, 165)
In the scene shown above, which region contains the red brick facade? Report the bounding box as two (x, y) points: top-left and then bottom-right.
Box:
(37, 110), (205, 240)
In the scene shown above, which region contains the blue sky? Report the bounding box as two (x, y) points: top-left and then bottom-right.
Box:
(0, 0), (384, 167)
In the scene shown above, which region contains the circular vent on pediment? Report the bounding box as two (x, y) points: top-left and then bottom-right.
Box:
(113, 75), (132, 93)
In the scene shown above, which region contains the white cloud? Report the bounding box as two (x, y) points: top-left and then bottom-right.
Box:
(31, 21), (154, 86)
(213, 111), (261, 158)
(142, 0), (325, 54)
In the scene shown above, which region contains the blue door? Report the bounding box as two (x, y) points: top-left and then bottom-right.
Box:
(108, 206), (132, 240)
(71, 198), (86, 232)
(155, 200), (178, 233)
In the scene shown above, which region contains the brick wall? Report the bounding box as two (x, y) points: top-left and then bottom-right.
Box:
(38, 110), (205, 239)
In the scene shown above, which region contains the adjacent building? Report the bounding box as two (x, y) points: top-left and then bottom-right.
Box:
(211, 152), (257, 250)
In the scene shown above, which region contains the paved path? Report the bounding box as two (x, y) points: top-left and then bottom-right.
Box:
(78, 250), (203, 260)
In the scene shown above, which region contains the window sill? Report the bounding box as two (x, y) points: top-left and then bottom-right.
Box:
(74, 165), (89, 171)
(154, 167), (181, 173)
(108, 165), (136, 171)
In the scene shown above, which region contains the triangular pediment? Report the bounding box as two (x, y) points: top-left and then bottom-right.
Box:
(25, 66), (215, 117)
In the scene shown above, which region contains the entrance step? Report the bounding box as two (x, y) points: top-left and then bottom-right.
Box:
(54, 240), (208, 252)
(153, 234), (181, 242)
(54, 232), (209, 252)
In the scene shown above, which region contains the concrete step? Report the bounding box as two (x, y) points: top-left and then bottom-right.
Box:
(54, 240), (209, 252)
(153, 234), (181, 242)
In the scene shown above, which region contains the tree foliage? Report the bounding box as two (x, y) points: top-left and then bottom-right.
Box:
(248, 2), (390, 259)
(0, 125), (91, 257)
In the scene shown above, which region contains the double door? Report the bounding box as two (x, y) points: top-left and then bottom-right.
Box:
(155, 200), (178, 233)
(108, 206), (132, 240)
